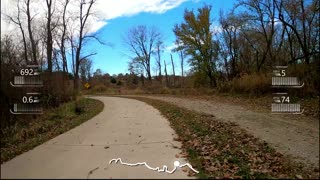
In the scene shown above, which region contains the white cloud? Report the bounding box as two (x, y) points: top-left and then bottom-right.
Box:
(165, 43), (178, 52)
(210, 24), (223, 34)
(95, 0), (187, 20)
(88, 20), (108, 34)
(1, 0), (189, 36)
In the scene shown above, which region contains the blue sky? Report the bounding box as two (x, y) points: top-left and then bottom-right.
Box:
(81, 0), (237, 76)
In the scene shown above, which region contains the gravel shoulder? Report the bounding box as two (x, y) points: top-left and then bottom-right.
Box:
(133, 95), (319, 167)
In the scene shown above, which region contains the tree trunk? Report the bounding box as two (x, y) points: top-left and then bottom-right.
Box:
(157, 43), (162, 83)
(26, 0), (37, 64)
(170, 54), (175, 86)
(208, 70), (217, 87)
(180, 51), (184, 87)
(73, 0), (95, 91)
(46, 0), (53, 72)
(61, 0), (69, 73)
(74, 46), (81, 91)
(147, 68), (152, 81)
(140, 74), (145, 86)
(164, 60), (169, 87)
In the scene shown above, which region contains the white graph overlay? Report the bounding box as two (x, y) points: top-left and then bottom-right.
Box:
(109, 158), (199, 174)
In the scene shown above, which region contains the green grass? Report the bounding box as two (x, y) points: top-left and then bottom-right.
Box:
(0, 97), (104, 164)
(127, 96), (319, 179)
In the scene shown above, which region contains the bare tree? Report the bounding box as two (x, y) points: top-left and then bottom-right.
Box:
(170, 54), (175, 86)
(59, 0), (69, 73)
(25, 0), (37, 64)
(219, 11), (241, 77)
(86, 59), (93, 80)
(128, 56), (145, 83)
(1, 35), (19, 64)
(69, 31), (77, 76)
(236, 0), (277, 71)
(80, 58), (92, 82)
(52, 49), (60, 71)
(164, 59), (169, 87)
(275, 0), (319, 65)
(155, 41), (163, 83)
(124, 25), (161, 82)
(46, 0), (54, 72)
(6, 0), (28, 64)
(73, 0), (97, 90)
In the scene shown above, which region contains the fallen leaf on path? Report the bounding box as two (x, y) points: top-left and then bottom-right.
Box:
(182, 167), (188, 172)
(179, 152), (188, 157)
(295, 175), (303, 179)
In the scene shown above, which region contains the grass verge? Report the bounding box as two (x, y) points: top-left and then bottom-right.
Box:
(1, 97), (104, 164)
(127, 96), (319, 179)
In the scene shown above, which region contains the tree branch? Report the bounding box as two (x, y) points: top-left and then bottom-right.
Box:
(80, 53), (97, 62)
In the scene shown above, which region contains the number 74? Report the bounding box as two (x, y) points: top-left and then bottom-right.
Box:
(280, 96), (290, 103)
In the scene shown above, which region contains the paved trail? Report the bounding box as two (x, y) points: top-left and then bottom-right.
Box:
(135, 95), (319, 167)
(1, 97), (193, 179)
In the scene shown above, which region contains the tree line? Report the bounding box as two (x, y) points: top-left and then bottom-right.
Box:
(1, 0), (103, 126)
(1, 0), (102, 91)
(122, 0), (319, 94)
(1, 0), (319, 95)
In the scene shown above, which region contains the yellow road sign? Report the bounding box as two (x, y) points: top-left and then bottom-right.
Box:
(84, 83), (90, 89)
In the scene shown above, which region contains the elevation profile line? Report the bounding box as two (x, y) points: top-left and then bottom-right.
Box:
(109, 158), (199, 174)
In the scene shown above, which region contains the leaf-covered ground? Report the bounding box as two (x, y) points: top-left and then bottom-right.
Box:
(0, 97), (104, 164)
(130, 97), (319, 179)
(187, 94), (319, 119)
